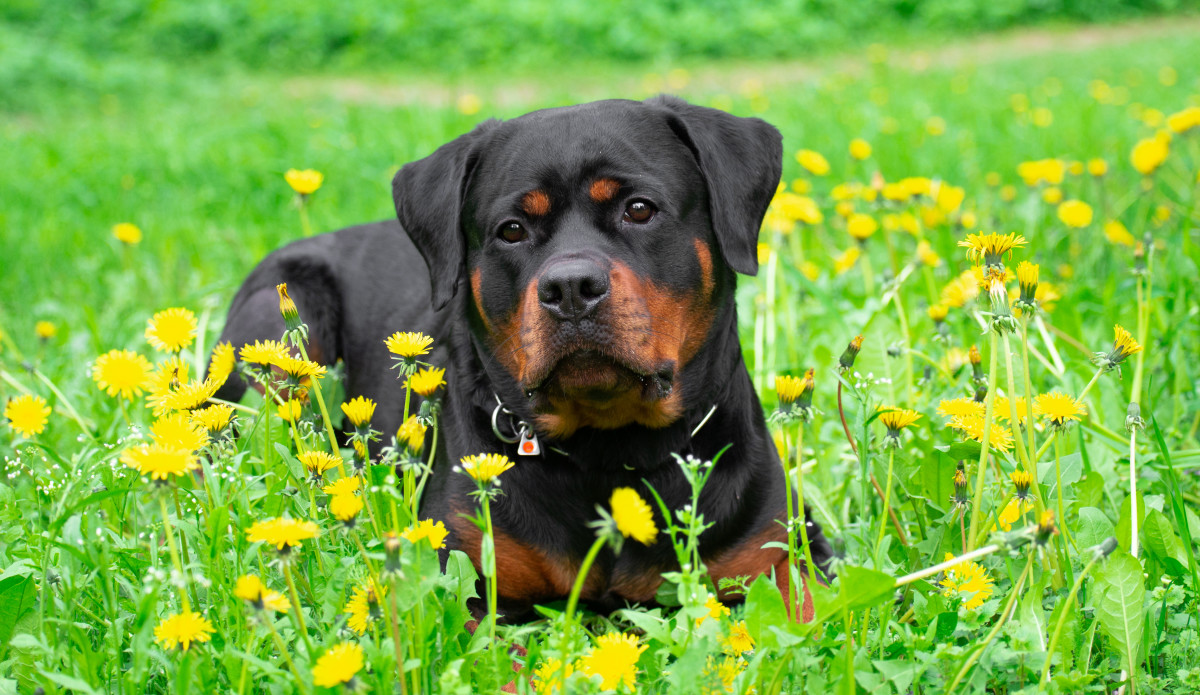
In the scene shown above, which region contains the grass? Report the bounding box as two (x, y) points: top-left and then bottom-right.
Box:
(2, 21), (1200, 694)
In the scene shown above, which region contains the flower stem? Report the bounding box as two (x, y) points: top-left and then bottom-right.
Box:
(560, 535), (606, 688)
(795, 422), (818, 587)
(1053, 433), (1076, 552)
(481, 495), (499, 643)
(283, 563), (313, 656)
(265, 617), (310, 695)
(781, 426), (800, 612)
(966, 332), (1000, 551)
(1129, 428), (1140, 558)
(158, 495), (190, 612)
(873, 448), (896, 564)
(1039, 551), (1104, 686)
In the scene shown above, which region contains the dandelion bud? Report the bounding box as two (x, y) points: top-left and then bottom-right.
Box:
(276, 283), (309, 346)
(1035, 510), (1059, 546)
(973, 385), (987, 403)
(952, 466), (970, 509)
(1010, 469), (1034, 501)
(383, 531), (404, 576)
(1124, 402), (1146, 432)
(1015, 261), (1039, 312)
(1132, 241), (1147, 276)
(773, 369), (816, 423)
(1092, 323), (1143, 373)
(877, 406), (921, 449)
(968, 345), (986, 386)
(1094, 536), (1119, 560)
(838, 335), (864, 374)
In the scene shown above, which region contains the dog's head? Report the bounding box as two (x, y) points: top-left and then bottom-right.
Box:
(394, 96), (781, 438)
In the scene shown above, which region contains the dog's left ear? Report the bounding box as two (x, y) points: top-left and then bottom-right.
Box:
(647, 95), (782, 277)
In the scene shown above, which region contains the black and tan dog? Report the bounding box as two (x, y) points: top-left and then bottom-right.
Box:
(212, 95), (832, 620)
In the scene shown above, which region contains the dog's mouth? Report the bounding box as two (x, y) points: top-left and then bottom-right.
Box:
(528, 349), (675, 404)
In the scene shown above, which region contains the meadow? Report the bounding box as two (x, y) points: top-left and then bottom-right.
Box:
(2, 16), (1200, 694)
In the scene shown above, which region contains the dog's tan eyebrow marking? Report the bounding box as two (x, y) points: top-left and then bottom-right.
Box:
(521, 190), (551, 217)
(589, 178), (621, 203)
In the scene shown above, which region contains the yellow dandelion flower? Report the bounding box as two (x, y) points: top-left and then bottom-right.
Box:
(5, 394), (51, 438)
(311, 642), (364, 688)
(1000, 184), (1017, 202)
(936, 398), (985, 420)
(696, 594), (730, 627)
(234, 575), (290, 614)
(940, 270), (981, 308)
(580, 632), (646, 691)
(207, 342), (236, 385)
(145, 356), (190, 414)
(245, 517), (320, 551)
(917, 240), (942, 267)
(1102, 220), (1133, 247)
(795, 149), (830, 176)
(150, 412), (209, 452)
(460, 452), (515, 484)
(400, 518), (449, 550)
(949, 415), (1013, 453)
(1041, 186), (1063, 205)
(34, 321), (56, 340)
(190, 404), (234, 432)
(997, 496), (1034, 532)
(723, 620), (755, 656)
(322, 476), (361, 498)
(1033, 392), (1087, 429)
(940, 553), (995, 610)
(112, 222), (143, 245)
(92, 349), (153, 400)
(1056, 200), (1093, 228)
(1130, 134), (1170, 175)
(341, 396), (376, 427)
(397, 414), (427, 453)
(329, 493), (363, 523)
(1107, 323), (1143, 363)
(285, 169), (324, 196)
(159, 378), (220, 414)
(877, 406), (922, 447)
(958, 232), (1027, 266)
(240, 339), (290, 366)
(277, 400), (303, 422)
(833, 246), (860, 275)
(120, 444), (199, 481)
(406, 367), (446, 397)
(299, 451), (342, 481)
(154, 612), (215, 651)
(385, 331), (434, 358)
(1010, 469), (1035, 499)
(145, 308), (198, 353)
(846, 213), (878, 240)
(1167, 105), (1200, 134)
(848, 138), (872, 160)
(993, 396), (1030, 424)
(1087, 158), (1108, 177)
(775, 374), (809, 405)
(277, 356), (326, 381)
(610, 487), (658, 545)
(534, 658), (575, 695)
(344, 583), (385, 635)
(927, 304), (950, 323)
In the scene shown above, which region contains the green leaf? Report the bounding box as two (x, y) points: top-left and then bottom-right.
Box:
(913, 449), (956, 512)
(1038, 452), (1082, 496)
(1142, 509), (1187, 576)
(39, 671), (99, 695)
(811, 565), (896, 626)
(1115, 492), (1146, 555)
(1075, 507), (1115, 551)
(1092, 550), (1146, 673)
(0, 575), (37, 654)
(1072, 471), (1104, 512)
(744, 574), (787, 649)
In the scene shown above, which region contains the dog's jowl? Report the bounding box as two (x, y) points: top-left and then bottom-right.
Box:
(212, 96), (833, 621)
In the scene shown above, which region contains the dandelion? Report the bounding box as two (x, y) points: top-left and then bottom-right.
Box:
(277, 356), (326, 382)
(311, 642), (365, 689)
(154, 612), (215, 651)
(968, 345), (985, 385)
(951, 468), (970, 509)
(1011, 469), (1034, 501)
(833, 247), (860, 274)
(400, 518), (449, 549)
(847, 213), (878, 241)
(245, 517), (320, 552)
(386, 331), (434, 374)
(993, 396), (1029, 425)
(1167, 105), (1200, 134)
(928, 304), (949, 325)
(397, 414), (427, 453)
(1093, 323), (1143, 372)
(1056, 200), (1093, 228)
(696, 594), (731, 627)
(1034, 392), (1086, 430)
(534, 658), (575, 695)
(1130, 133), (1170, 175)
(323, 476), (361, 498)
(406, 367), (446, 397)
(1087, 158), (1108, 177)
(284, 169), (323, 196)
(112, 222), (143, 245)
(92, 349), (153, 399)
(207, 342), (236, 385)
(276, 283), (306, 343)
(277, 400), (303, 422)
(580, 632), (646, 691)
(121, 444), (199, 481)
(997, 496), (1033, 532)
(145, 308), (198, 353)
(950, 415), (1014, 453)
(240, 339), (290, 367)
(849, 138), (872, 160)
(795, 149), (830, 176)
(460, 452), (515, 485)
(940, 553), (995, 610)
(1015, 261), (1039, 311)
(299, 451), (342, 483)
(190, 404), (234, 433)
(1035, 509), (1059, 547)
(877, 406), (922, 448)
(234, 575), (289, 614)
(937, 398), (985, 420)
(149, 412), (209, 452)
(610, 487), (658, 545)
(158, 379), (220, 414)
(329, 493), (364, 527)
(5, 394), (51, 438)
(1041, 187), (1063, 205)
(838, 335), (864, 373)
(958, 232), (1027, 268)
(341, 396), (376, 427)
(723, 621), (755, 656)
(774, 369), (815, 421)
(34, 321), (55, 340)
(344, 582), (385, 635)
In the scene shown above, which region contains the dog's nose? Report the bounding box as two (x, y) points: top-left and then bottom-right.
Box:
(537, 259), (610, 321)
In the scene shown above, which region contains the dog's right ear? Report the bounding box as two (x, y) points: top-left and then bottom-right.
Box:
(393, 120), (497, 311)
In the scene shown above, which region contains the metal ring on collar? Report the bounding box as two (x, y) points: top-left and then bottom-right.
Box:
(490, 402), (520, 444)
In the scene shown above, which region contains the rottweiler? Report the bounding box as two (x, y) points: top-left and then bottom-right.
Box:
(212, 95), (833, 621)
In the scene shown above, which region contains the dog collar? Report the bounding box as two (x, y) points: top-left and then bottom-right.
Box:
(490, 394), (718, 457)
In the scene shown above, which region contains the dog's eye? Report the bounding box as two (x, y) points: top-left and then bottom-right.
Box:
(623, 200), (656, 224)
(498, 222), (527, 243)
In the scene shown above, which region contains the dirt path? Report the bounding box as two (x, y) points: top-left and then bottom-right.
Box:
(283, 15), (1200, 108)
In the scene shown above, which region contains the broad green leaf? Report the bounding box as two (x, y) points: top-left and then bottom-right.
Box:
(812, 565), (896, 625)
(39, 672), (99, 695)
(0, 575), (37, 653)
(1072, 471), (1104, 512)
(1142, 509), (1187, 576)
(1092, 550), (1146, 673)
(744, 574), (787, 649)
(914, 449), (956, 512)
(1038, 452), (1082, 496)
(1075, 507), (1115, 551)
(1115, 492), (1146, 554)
